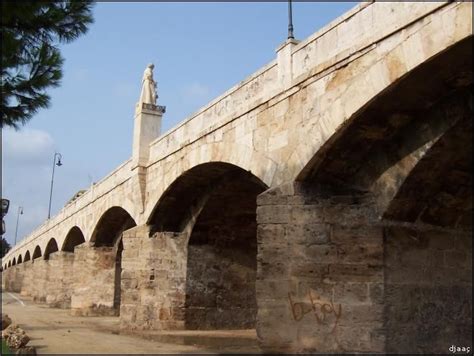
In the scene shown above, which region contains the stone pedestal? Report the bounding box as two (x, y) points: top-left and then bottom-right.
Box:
(132, 103), (165, 169)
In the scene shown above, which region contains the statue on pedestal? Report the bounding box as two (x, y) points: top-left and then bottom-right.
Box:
(139, 63), (157, 105)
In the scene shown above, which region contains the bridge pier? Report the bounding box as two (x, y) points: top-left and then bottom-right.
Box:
(255, 181), (472, 353)
(256, 182), (384, 353)
(19, 261), (34, 297)
(3, 264), (25, 293)
(70, 243), (118, 316)
(44, 252), (75, 308)
(28, 259), (50, 303)
(120, 225), (188, 330)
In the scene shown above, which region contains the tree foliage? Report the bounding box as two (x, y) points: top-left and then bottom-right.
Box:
(1, 1), (94, 128)
(1, 237), (11, 258)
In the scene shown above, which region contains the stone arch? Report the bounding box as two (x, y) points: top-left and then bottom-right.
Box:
(17, 255), (23, 264)
(12, 257), (16, 266)
(296, 36), (472, 224)
(8, 261), (11, 268)
(62, 226), (86, 252)
(24, 250), (31, 262)
(88, 206), (137, 314)
(148, 162), (268, 330)
(44, 238), (59, 260)
(290, 22), (472, 186)
(144, 144), (277, 222)
(32, 246), (42, 260)
(91, 207), (136, 247)
(148, 161), (267, 234)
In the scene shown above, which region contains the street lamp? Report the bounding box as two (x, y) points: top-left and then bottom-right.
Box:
(288, 0), (295, 40)
(14, 206), (23, 245)
(48, 152), (63, 219)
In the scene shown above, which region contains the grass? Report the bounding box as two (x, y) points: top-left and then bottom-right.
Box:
(2, 339), (12, 354)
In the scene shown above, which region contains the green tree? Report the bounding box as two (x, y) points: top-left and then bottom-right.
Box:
(1, 1), (94, 128)
(1, 237), (11, 258)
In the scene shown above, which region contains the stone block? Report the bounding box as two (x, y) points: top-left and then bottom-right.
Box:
(257, 224), (286, 245)
(257, 205), (291, 224)
(336, 243), (383, 265)
(331, 225), (382, 244)
(286, 223), (330, 245)
(328, 264), (383, 283)
(291, 205), (325, 223)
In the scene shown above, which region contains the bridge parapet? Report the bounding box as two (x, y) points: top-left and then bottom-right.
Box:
(146, 2), (449, 170)
(5, 159), (134, 258)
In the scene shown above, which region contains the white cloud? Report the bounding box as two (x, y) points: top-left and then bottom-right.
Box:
(1, 128), (56, 246)
(2, 128), (55, 167)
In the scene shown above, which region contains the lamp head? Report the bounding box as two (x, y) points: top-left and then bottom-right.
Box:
(56, 159), (62, 167)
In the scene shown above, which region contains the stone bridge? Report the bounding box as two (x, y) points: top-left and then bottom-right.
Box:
(2, 2), (472, 353)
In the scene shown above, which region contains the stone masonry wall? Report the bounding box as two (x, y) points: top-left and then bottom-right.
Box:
(256, 182), (472, 353)
(45, 252), (75, 308)
(121, 221), (258, 331)
(29, 259), (49, 303)
(256, 182), (384, 353)
(185, 231), (257, 330)
(120, 225), (188, 331)
(12, 264), (26, 293)
(3, 264), (24, 293)
(71, 243), (117, 316)
(19, 261), (33, 297)
(384, 226), (472, 353)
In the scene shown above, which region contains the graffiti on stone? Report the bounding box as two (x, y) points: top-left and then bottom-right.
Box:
(288, 288), (342, 333)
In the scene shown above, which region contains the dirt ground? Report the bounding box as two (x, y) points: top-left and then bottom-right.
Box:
(1, 291), (260, 354)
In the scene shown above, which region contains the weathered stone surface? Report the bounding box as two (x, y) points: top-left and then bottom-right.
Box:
(256, 182), (385, 353)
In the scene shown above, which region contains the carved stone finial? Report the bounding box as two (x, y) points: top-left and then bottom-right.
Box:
(139, 63), (158, 105)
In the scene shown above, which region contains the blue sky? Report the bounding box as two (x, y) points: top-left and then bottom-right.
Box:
(2, 1), (355, 246)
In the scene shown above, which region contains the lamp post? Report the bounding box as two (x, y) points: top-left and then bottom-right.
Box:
(288, 0), (295, 40)
(14, 206), (23, 245)
(48, 152), (63, 219)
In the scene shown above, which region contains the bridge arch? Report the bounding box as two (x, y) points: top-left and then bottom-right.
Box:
(290, 24), (472, 187)
(88, 206), (137, 314)
(7, 261), (11, 268)
(44, 238), (59, 260)
(297, 37), (472, 227)
(149, 161), (267, 329)
(12, 257), (16, 266)
(91, 207), (136, 247)
(24, 250), (31, 262)
(62, 226), (86, 252)
(17, 255), (23, 264)
(32, 246), (42, 260)
(145, 143), (276, 223)
(291, 36), (472, 353)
